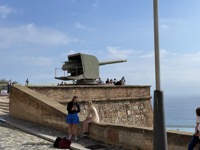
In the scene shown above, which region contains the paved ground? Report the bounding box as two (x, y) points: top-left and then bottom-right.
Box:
(0, 97), (124, 150)
(0, 122), (54, 150)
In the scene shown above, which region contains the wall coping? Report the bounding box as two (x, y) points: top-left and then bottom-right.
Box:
(58, 96), (152, 103)
(29, 85), (151, 88)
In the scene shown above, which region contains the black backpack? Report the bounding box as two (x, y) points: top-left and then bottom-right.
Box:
(53, 137), (71, 149)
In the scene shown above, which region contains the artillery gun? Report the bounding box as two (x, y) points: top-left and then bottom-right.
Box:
(55, 53), (127, 84)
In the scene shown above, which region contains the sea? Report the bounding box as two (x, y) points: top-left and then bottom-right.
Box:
(163, 96), (199, 133)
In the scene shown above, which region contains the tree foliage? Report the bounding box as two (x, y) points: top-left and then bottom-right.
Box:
(0, 78), (18, 84)
(0, 78), (18, 90)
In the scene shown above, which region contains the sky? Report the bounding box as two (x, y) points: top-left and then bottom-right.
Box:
(1, 0), (200, 98)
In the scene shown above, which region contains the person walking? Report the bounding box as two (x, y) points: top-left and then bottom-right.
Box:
(82, 101), (99, 136)
(188, 107), (200, 149)
(66, 96), (80, 140)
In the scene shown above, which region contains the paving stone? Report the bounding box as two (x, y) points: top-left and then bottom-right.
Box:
(0, 122), (56, 150)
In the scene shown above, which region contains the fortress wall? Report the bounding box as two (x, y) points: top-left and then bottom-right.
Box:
(9, 85), (73, 132)
(9, 85), (196, 149)
(29, 85), (151, 103)
(30, 85), (153, 127)
(89, 123), (194, 150)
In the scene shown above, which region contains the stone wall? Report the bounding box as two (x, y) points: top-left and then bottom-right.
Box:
(9, 85), (69, 132)
(80, 100), (152, 127)
(29, 85), (151, 102)
(89, 123), (197, 150)
(9, 85), (198, 150)
(30, 85), (153, 127)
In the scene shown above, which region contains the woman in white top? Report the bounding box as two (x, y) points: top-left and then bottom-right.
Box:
(83, 101), (99, 135)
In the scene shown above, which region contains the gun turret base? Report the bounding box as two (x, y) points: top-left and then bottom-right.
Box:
(76, 79), (97, 85)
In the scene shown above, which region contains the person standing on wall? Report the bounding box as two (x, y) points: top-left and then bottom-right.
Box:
(82, 101), (99, 136)
(66, 96), (80, 141)
(25, 79), (29, 86)
(188, 107), (200, 150)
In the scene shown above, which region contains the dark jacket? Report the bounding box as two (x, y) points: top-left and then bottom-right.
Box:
(67, 101), (80, 114)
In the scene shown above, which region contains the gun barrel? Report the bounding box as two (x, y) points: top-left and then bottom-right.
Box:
(99, 59), (127, 66)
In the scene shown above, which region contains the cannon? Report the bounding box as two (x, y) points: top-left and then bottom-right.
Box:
(55, 53), (127, 84)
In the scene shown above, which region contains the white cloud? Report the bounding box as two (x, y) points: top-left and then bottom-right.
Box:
(160, 18), (183, 25)
(75, 22), (93, 31)
(32, 73), (54, 81)
(106, 46), (139, 59)
(71, 0), (77, 3)
(159, 18), (184, 31)
(160, 24), (168, 29)
(160, 49), (177, 57)
(19, 56), (53, 67)
(0, 5), (19, 18)
(101, 48), (200, 96)
(0, 23), (75, 48)
(139, 49), (176, 58)
(139, 51), (154, 58)
(160, 51), (200, 94)
(93, 0), (100, 8)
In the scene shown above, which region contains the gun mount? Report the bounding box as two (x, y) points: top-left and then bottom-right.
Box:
(55, 53), (127, 84)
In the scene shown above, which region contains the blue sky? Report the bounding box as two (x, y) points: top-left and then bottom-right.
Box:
(1, 0), (200, 97)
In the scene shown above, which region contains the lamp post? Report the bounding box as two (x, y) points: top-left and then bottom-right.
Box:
(153, 0), (168, 149)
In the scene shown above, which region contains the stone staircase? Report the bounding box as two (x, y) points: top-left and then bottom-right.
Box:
(0, 97), (9, 115)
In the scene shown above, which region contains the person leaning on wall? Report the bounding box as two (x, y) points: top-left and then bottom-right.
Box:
(82, 101), (99, 136)
(188, 107), (200, 150)
(66, 96), (80, 141)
